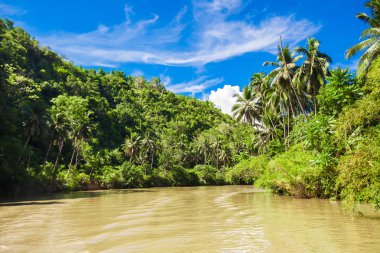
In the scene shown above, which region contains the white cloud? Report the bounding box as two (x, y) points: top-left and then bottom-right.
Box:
(159, 74), (172, 86)
(36, 0), (320, 68)
(166, 76), (224, 95)
(0, 3), (26, 16)
(124, 4), (134, 25)
(208, 85), (241, 115)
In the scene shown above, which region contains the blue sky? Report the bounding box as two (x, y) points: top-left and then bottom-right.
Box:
(1, 0), (367, 113)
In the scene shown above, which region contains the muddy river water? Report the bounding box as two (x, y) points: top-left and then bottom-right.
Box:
(0, 186), (379, 252)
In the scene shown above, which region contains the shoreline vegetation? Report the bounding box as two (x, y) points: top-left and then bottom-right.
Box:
(1, 1), (380, 211)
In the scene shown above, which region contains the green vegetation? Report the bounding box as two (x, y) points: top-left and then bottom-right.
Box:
(1, 1), (380, 212)
(0, 18), (254, 195)
(229, 0), (380, 211)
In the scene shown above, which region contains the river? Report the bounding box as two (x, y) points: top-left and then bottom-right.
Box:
(0, 186), (379, 252)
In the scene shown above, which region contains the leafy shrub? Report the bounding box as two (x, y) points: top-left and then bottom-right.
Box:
(290, 115), (336, 154)
(225, 155), (268, 185)
(119, 162), (146, 188)
(255, 145), (336, 198)
(57, 168), (90, 190)
(335, 86), (380, 146)
(99, 165), (126, 189)
(35, 162), (60, 191)
(336, 126), (380, 210)
(149, 167), (175, 187)
(171, 165), (199, 186)
(192, 165), (217, 185)
(318, 68), (362, 117)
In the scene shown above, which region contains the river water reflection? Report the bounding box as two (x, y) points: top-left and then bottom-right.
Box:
(0, 186), (379, 252)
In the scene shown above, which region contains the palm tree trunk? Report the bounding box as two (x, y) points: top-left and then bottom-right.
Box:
(75, 147), (79, 166)
(26, 148), (31, 170)
(313, 94), (318, 114)
(287, 107), (290, 148)
(44, 139), (53, 164)
(279, 36), (306, 116)
(282, 107), (287, 141)
(54, 139), (64, 168)
(70, 138), (76, 167)
(18, 132), (32, 163)
(150, 147), (155, 169)
(23, 132), (32, 149)
(289, 99), (296, 119)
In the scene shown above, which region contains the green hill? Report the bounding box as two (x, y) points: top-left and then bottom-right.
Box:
(0, 19), (256, 194)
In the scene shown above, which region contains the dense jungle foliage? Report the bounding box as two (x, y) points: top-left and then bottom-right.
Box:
(1, 1), (380, 211)
(229, 0), (380, 210)
(0, 18), (257, 194)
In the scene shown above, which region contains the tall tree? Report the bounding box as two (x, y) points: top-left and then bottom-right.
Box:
(50, 95), (92, 168)
(232, 86), (261, 128)
(295, 38), (332, 114)
(263, 43), (305, 117)
(122, 133), (141, 163)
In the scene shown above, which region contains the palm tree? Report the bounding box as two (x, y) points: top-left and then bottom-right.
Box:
(263, 43), (306, 116)
(231, 86), (261, 128)
(295, 38), (332, 114)
(346, 0), (380, 73)
(195, 134), (213, 165)
(255, 110), (283, 152)
(123, 133), (141, 162)
(138, 134), (156, 173)
(250, 73), (269, 94)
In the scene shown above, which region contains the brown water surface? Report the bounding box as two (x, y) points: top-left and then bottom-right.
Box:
(0, 186), (379, 252)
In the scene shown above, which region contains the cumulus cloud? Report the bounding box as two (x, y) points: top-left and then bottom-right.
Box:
(208, 85), (241, 115)
(36, 0), (320, 68)
(166, 76), (224, 95)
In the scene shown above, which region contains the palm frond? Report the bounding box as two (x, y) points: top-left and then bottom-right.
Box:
(358, 40), (380, 70)
(263, 61), (280, 67)
(360, 27), (380, 39)
(293, 55), (303, 63)
(317, 52), (333, 63)
(357, 12), (371, 25)
(345, 38), (376, 59)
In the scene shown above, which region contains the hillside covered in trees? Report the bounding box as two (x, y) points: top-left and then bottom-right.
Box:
(1, 0), (380, 212)
(0, 18), (256, 194)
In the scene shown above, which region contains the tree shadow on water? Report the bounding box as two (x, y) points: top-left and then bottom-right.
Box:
(0, 201), (64, 207)
(0, 188), (156, 205)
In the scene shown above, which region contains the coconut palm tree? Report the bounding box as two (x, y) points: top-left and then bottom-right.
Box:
(231, 86), (262, 128)
(123, 133), (141, 162)
(346, 0), (380, 73)
(295, 38), (332, 114)
(250, 73), (269, 94)
(263, 43), (306, 116)
(257, 112), (282, 147)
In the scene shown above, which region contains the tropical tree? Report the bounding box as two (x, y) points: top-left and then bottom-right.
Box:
(263, 43), (306, 117)
(249, 72), (269, 95)
(255, 110), (283, 152)
(50, 95), (92, 169)
(18, 101), (49, 167)
(232, 86), (261, 128)
(122, 132), (141, 163)
(295, 38), (332, 114)
(346, 0), (380, 73)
